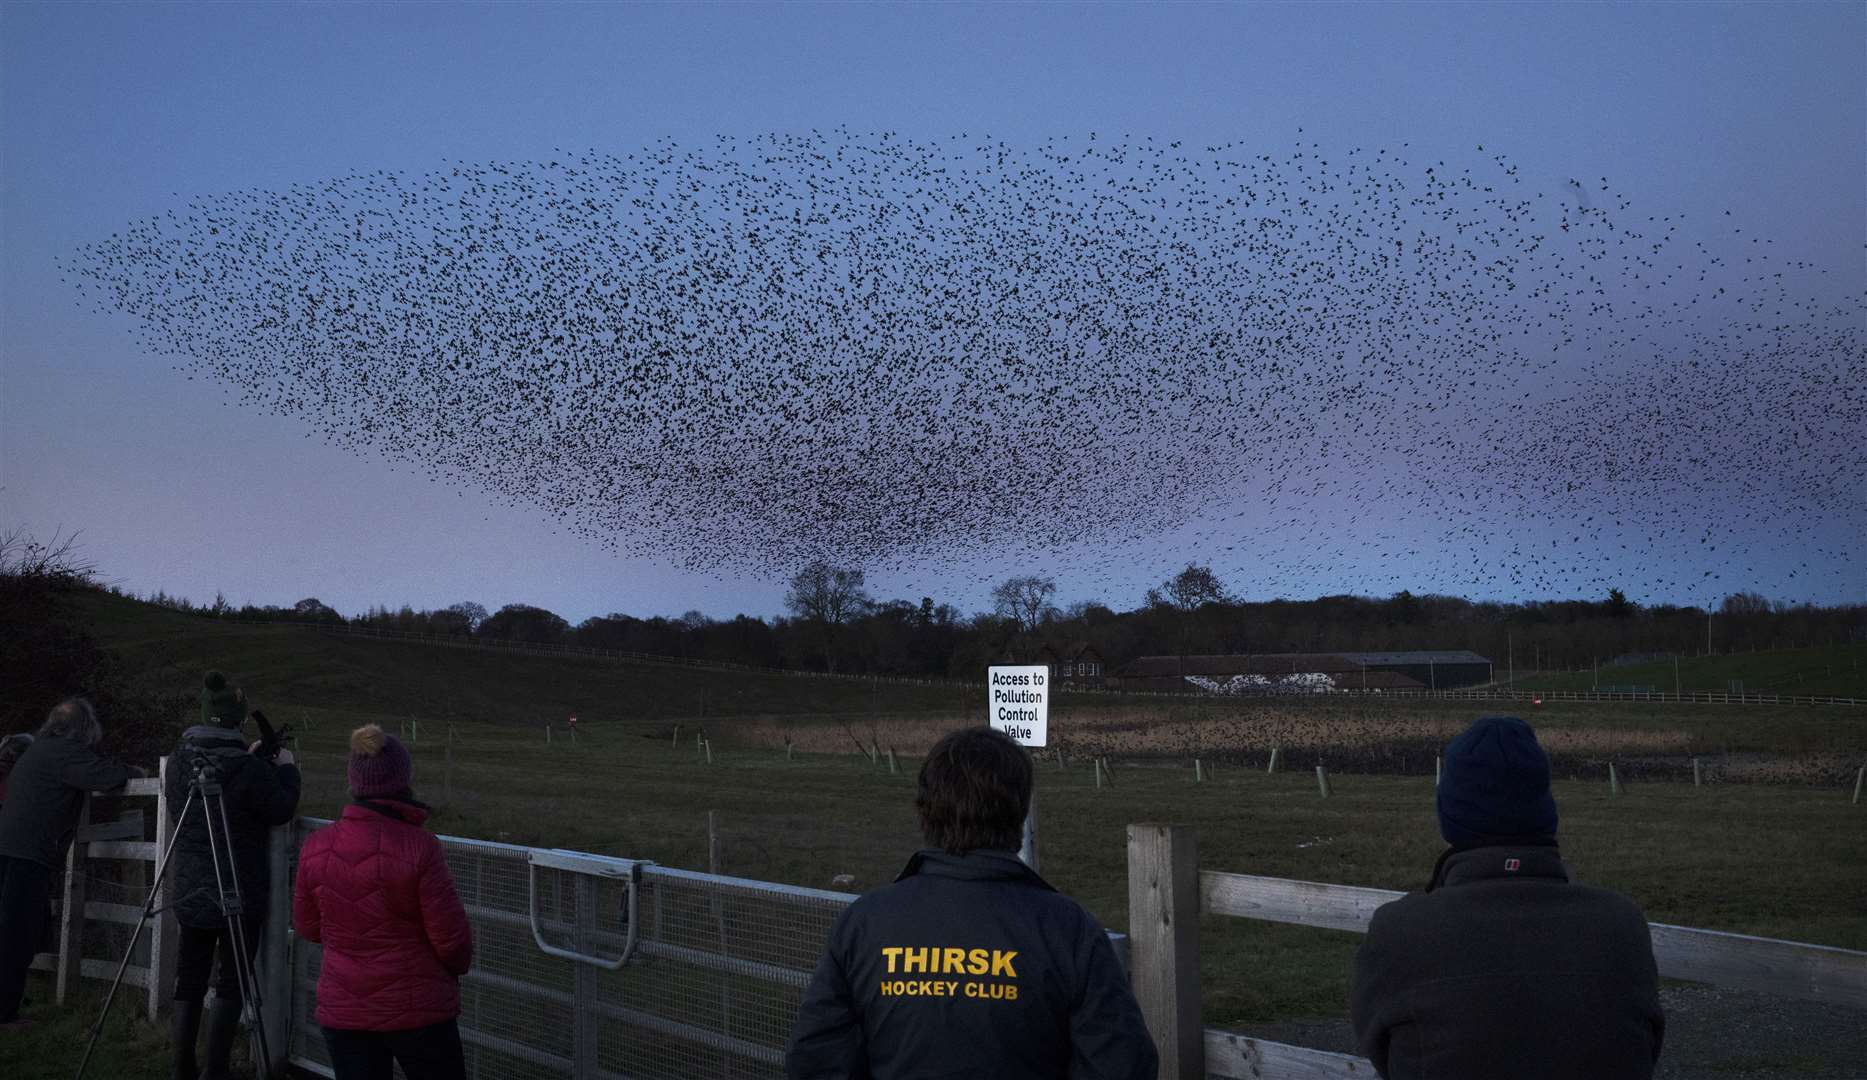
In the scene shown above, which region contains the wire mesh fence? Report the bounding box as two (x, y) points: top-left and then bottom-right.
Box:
(289, 821), (853, 1080)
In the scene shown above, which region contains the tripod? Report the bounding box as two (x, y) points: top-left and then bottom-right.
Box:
(75, 755), (274, 1080)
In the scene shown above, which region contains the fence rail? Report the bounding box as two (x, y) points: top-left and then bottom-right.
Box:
(1125, 828), (1867, 1079)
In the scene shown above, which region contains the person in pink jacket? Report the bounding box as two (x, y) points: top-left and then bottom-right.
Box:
(294, 725), (473, 1079)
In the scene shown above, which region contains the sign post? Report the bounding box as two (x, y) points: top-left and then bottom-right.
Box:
(988, 665), (1049, 871)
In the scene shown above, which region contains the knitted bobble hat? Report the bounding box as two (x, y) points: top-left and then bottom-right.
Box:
(202, 671), (245, 728)
(1436, 716), (1559, 849)
(348, 724), (413, 798)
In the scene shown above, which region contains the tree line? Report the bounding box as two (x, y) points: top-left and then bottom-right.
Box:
(124, 561), (1866, 681)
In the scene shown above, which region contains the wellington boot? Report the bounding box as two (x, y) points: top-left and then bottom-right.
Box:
(171, 999), (203, 1080)
(198, 998), (243, 1080)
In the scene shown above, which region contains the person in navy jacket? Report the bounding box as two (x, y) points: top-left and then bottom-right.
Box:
(786, 726), (1157, 1080)
(294, 724), (472, 1080)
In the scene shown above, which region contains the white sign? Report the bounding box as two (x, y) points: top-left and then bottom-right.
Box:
(987, 665), (1049, 747)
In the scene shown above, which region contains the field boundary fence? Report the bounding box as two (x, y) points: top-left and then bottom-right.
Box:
(1126, 823), (1867, 1079)
(127, 611), (1867, 708)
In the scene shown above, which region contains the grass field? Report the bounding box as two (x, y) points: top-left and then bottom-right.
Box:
(7, 592), (1864, 1078)
(1503, 642), (1867, 698)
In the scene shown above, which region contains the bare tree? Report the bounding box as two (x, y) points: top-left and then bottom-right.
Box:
(446, 601), (490, 632)
(1162, 563), (1227, 614)
(1155, 563), (1228, 665)
(992, 575), (1058, 637)
(785, 560), (870, 671)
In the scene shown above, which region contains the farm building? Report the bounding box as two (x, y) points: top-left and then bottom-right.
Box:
(997, 641), (1109, 688)
(1106, 650), (1493, 694)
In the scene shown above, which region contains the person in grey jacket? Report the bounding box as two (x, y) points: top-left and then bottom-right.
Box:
(0, 698), (143, 1028)
(1351, 716), (1664, 1079)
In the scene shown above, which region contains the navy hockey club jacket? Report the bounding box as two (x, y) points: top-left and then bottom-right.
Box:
(786, 848), (1158, 1080)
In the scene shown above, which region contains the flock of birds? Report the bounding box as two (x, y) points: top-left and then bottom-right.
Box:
(64, 131), (1864, 601)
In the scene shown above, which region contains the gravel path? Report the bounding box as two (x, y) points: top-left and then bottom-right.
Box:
(1245, 984), (1865, 1078)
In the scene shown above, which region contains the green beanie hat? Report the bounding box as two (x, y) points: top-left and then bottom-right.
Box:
(202, 671), (245, 728)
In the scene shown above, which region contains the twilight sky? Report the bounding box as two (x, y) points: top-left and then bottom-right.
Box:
(3, 2), (1863, 623)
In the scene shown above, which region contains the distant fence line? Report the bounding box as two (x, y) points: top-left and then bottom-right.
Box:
(162, 616), (1864, 708)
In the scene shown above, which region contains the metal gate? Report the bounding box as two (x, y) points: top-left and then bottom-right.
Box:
(289, 822), (853, 1079)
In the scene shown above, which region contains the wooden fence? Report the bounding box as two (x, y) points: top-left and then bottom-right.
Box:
(27, 771), (172, 1021)
(1125, 823), (1867, 1079)
(28, 758), (293, 1072)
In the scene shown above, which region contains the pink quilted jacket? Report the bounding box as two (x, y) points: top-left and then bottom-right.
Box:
(293, 801), (473, 1030)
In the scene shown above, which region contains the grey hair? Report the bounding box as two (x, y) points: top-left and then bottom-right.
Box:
(39, 697), (103, 746)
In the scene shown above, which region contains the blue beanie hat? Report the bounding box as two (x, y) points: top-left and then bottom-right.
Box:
(1436, 716), (1558, 848)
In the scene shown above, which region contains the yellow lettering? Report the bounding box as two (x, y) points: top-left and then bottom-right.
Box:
(941, 948), (966, 974)
(967, 948), (990, 975)
(882, 947), (902, 974)
(945, 982), (958, 997)
(991, 950), (1019, 978)
(1006, 984), (1018, 1001)
(964, 982), (980, 998)
(902, 948), (929, 974)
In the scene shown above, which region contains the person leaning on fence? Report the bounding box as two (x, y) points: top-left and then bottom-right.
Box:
(1350, 716), (1665, 1079)
(293, 724), (473, 1080)
(0, 699), (144, 1030)
(167, 671), (302, 1080)
(785, 726), (1159, 1080)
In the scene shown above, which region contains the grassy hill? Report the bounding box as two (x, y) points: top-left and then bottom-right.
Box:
(72, 589), (988, 731)
(1502, 642), (1867, 698)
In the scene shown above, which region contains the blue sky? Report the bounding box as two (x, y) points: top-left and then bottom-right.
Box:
(3, 2), (1862, 622)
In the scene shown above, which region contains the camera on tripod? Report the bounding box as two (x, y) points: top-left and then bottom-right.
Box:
(76, 745), (275, 1080)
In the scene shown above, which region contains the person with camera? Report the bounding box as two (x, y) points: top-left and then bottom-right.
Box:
(167, 671), (301, 1080)
(0, 698), (143, 1030)
(1350, 716), (1663, 1079)
(293, 724), (472, 1080)
(786, 726), (1158, 1080)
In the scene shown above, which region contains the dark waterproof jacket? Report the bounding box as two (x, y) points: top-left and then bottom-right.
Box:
(165, 726), (302, 928)
(1351, 845), (1665, 1080)
(0, 734), (136, 868)
(786, 849), (1158, 1080)
(294, 800), (473, 1031)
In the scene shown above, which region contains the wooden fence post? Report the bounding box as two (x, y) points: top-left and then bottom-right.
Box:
(672, 723), (681, 750)
(55, 795), (92, 1004)
(1692, 757), (1702, 787)
(1194, 758), (1204, 783)
(1315, 765), (1332, 798)
(703, 738), (714, 766)
(1853, 764), (1863, 806)
(1095, 758), (1105, 789)
(1266, 747), (1279, 774)
(1435, 755), (1441, 787)
(148, 756), (177, 1020)
(1126, 824), (1203, 1079)
(1610, 763), (1623, 797)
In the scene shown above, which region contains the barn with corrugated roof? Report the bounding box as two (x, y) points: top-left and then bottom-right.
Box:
(1106, 650), (1492, 693)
